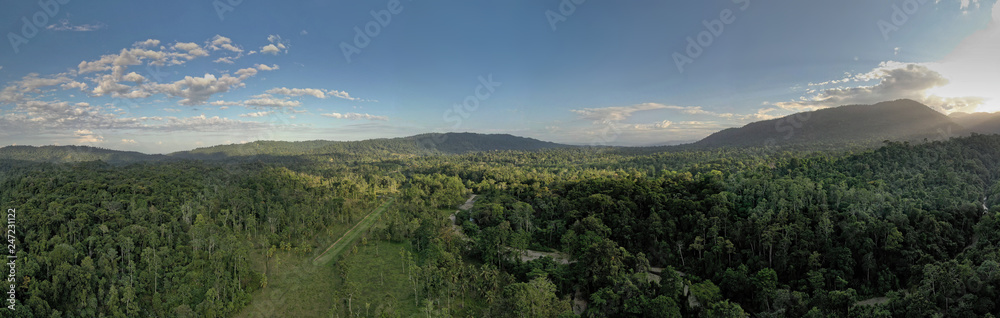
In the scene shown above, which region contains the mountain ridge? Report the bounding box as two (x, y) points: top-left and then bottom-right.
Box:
(694, 99), (964, 148)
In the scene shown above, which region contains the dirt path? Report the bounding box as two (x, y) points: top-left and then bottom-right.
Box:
(449, 194), (477, 239)
(312, 197), (395, 266)
(855, 297), (890, 307)
(518, 249), (574, 264)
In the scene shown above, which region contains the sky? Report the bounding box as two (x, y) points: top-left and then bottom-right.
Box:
(1, 0), (998, 153)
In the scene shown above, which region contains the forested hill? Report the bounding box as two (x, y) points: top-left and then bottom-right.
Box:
(0, 145), (166, 164)
(170, 133), (571, 159)
(950, 111), (1000, 135)
(0, 133), (571, 163)
(695, 99), (961, 148)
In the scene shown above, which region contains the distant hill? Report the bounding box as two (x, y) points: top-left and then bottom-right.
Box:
(695, 99), (962, 148)
(950, 111), (1000, 135)
(1, 133), (572, 164)
(170, 132), (571, 159)
(0, 145), (166, 164)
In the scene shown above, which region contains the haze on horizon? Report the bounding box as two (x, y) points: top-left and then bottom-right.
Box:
(1, 0), (999, 153)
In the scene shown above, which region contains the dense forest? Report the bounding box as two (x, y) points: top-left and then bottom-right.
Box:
(4, 132), (1000, 317)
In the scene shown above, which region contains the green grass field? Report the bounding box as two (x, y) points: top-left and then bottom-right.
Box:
(236, 198), (397, 318)
(313, 198), (396, 266)
(236, 197), (488, 317)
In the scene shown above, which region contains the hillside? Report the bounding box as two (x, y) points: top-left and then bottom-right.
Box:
(950, 111), (1000, 135)
(170, 132), (570, 159)
(695, 99), (962, 148)
(0, 145), (166, 164)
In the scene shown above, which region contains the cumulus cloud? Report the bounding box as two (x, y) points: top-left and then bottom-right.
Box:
(172, 42), (209, 58)
(0, 73), (75, 103)
(321, 112), (388, 121)
(260, 44), (281, 55)
(208, 35), (244, 64)
(571, 103), (774, 124)
(771, 62), (985, 113)
(571, 103), (668, 123)
(263, 87), (363, 101)
(153, 73), (252, 106)
(256, 64), (279, 71)
(239, 111), (275, 118)
(154, 115), (270, 132)
(74, 130), (103, 143)
(266, 87), (324, 99)
(632, 120), (674, 130)
(47, 20), (106, 32)
(260, 34), (289, 55)
(122, 72), (146, 83)
(209, 35), (243, 53)
(243, 94), (301, 108)
(0, 34), (298, 147)
(133, 39), (160, 48)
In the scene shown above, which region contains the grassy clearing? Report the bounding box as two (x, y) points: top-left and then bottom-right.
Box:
(313, 197), (396, 266)
(330, 239), (489, 317)
(235, 198), (395, 318)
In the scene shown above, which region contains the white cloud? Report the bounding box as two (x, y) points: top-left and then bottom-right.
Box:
(133, 39), (160, 48)
(772, 62), (984, 113)
(153, 73), (252, 106)
(920, 0), (1000, 111)
(173, 42), (209, 58)
(243, 94), (301, 108)
(256, 64), (279, 71)
(632, 120), (673, 130)
(260, 44), (281, 55)
(47, 20), (106, 32)
(154, 115), (270, 132)
(0, 73), (75, 103)
(209, 100), (241, 106)
(122, 72), (146, 83)
(74, 129), (103, 143)
(260, 34), (289, 55)
(121, 139), (137, 144)
(961, 0), (982, 10)
(209, 35), (243, 53)
(571, 103), (668, 123)
(240, 111), (275, 118)
(266, 87), (326, 99)
(327, 90), (360, 101)
(234, 68), (258, 78)
(321, 112), (388, 121)
(791, 1), (999, 113)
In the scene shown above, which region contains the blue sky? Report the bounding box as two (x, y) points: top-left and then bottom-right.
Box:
(1, 0), (998, 153)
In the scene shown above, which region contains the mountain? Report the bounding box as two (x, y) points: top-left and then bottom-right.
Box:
(167, 132), (573, 159)
(0, 133), (572, 164)
(694, 99), (962, 148)
(0, 145), (166, 164)
(950, 111), (1000, 135)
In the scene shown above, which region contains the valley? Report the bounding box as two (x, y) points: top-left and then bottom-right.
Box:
(5, 100), (1000, 317)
